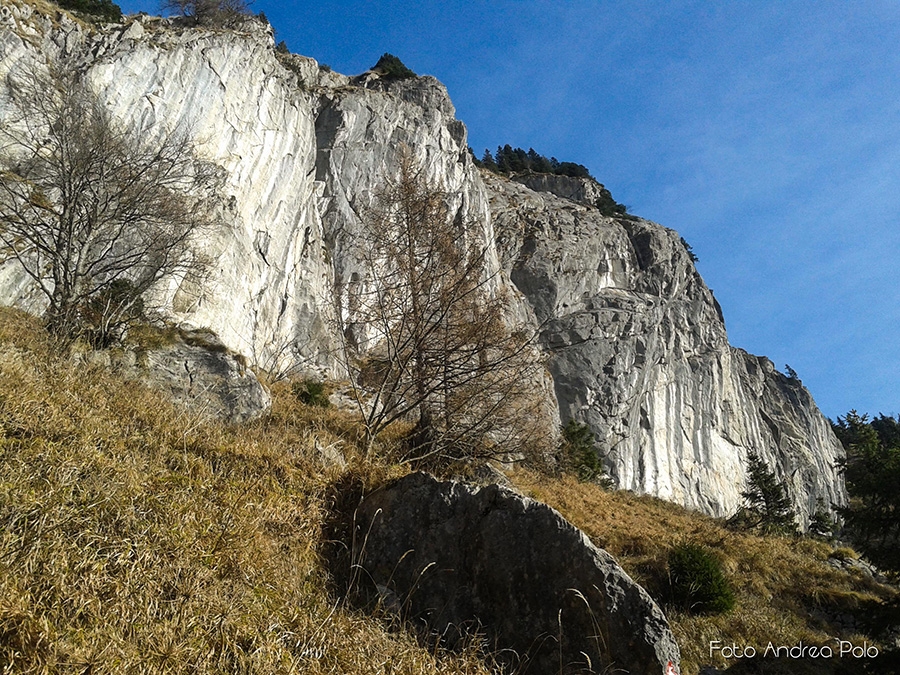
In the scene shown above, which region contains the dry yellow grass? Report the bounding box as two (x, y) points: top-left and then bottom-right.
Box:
(0, 307), (491, 674)
(509, 468), (898, 675)
(2, 305), (896, 675)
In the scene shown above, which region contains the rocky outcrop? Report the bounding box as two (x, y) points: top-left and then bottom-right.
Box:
(513, 173), (625, 215)
(356, 472), (681, 675)
(489, 174), (845, 525)
(0, 0), (845, 524)
(85, 330), (271, 423)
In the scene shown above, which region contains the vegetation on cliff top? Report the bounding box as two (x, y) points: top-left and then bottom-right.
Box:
(471, 144), (631, 216)
(371, 53), (417, 80)
(474, 145), (594, 180)
(55, 0), (121, 22)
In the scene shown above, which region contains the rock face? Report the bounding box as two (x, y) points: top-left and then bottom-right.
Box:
(86, 330), (271, 423)
(356, 472), (681, 675)
(128, 331), (271, 424)
(513, 173), (625, 215)
(0, 0), (845, 524)
(489, 175), (845, 524)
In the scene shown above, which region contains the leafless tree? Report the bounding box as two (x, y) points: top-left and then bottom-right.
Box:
(161, 0), (253, 26)
(0, 61), (219, 346)
(338, 150), (550, 465)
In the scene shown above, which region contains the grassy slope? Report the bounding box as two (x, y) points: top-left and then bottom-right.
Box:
(512, 470), (897, 674)
(0, 307), (895, 674)
(0, 308), (490, 674)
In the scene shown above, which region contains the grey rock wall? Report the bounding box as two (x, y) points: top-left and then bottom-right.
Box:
(488, 174), (845, 525)
(0, 0), (845, 524)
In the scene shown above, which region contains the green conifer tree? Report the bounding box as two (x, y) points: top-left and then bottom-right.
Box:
(730, 451), (797, 535)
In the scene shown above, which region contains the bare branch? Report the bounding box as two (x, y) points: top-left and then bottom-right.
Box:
(334, 147), (552, 466)
(0, 59), (218, 347)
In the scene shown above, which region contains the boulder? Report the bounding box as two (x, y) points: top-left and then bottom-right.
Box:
(85, 329), (271, 423)
(134, 333), (270, 424)
(356, 472), (680, 675)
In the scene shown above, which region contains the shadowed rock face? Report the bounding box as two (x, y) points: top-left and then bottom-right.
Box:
(356, 472), (681, 675)
(0, 1), (844, 524)
(85, 330), (271, 423)
(132, 333), (271, 424)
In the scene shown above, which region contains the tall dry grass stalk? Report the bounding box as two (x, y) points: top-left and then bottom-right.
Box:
(509, 468), (898, 675)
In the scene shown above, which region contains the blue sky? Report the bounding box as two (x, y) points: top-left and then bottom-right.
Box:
(117, 0), (900, 420)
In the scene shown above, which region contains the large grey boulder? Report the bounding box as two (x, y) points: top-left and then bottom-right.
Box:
(356, 472), (680, 675)
(86, 329), (271, 423)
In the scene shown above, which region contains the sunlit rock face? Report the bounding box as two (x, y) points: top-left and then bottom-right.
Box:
(0, 0), (844, 524)
(488, 174), (845, 524)
(0, 3), (493, 376)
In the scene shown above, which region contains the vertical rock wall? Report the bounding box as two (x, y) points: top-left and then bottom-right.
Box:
(488, 174), (845, 524)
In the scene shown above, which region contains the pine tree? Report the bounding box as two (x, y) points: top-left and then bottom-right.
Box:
(480, 149), (499, 173)
(730, 451), (797, 535)
(833, 411), (900, 573)
(561, 419), (611, 486)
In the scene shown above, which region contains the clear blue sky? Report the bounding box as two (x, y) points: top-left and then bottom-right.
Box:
(117, 0), (900, 420)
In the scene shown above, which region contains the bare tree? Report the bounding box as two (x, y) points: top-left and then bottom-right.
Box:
(338, 151), (550, 465)
(161, 0), (253, 26)
(0, 61), (219, 346)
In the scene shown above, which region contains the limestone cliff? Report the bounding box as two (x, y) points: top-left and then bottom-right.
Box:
(0, 0), (845, 524)
(490, 174), (844, 523)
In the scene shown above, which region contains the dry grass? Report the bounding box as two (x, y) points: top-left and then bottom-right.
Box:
(0, 307), (491, 674)
(510, 468), (898, 675)
(2, 305), (896, 675)
(5, 0), (95, 33)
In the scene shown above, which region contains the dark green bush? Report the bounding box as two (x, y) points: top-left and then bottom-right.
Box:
(292, 379), (331, 408)
(372, 53), (417, 79)
(561, 419), (610, 485)
(668, 542), (735, 614)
